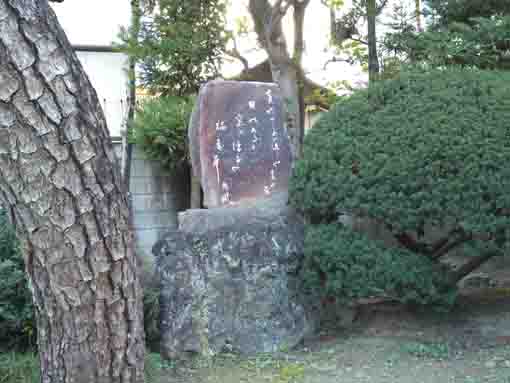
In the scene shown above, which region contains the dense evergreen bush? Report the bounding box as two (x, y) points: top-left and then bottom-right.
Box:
(0, 210), (35, 350)
(291, 69), (510, 307)
(303, 224), (455, 307)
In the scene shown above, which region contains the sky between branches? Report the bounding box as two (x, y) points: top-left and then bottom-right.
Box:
(51, 0), (417, 88)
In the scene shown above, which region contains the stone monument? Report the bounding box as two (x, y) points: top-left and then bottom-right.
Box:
(155, 81), (314, 359)
(189, 80), (292, 207)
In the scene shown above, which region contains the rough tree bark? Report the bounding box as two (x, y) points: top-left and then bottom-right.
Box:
(367, 0), (380, 83)
(124, 0), (141, 193)
(0, 1), (144, 382)
(293, 0), (309, 157)
(190, 173), (201, 209)
(248, 0), (310, 159)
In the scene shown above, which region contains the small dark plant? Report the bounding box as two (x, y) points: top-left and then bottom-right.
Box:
(0, 210), (35, 351)
(129, 95), (194, 171)
(0, 352), (39, 383)
(143, 285), (161, 352)
(400, 341), (450, 360)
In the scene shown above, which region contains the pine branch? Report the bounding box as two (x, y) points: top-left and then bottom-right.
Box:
(450, 252), (498, 284)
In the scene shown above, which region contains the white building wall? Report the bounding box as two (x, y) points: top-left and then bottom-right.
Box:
(76, 50), (130, 138)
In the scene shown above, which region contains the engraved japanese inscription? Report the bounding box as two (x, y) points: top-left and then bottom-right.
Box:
(190, 81), (292, 207)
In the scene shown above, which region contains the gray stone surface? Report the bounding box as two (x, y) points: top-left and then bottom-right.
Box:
(155, 194), (314, 358)
(189, 80), (292, 207)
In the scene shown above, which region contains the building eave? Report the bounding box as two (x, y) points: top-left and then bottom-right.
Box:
(73, 45), (123, 53)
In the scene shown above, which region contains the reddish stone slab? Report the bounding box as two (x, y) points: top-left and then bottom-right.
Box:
(189, 81), (292, 207)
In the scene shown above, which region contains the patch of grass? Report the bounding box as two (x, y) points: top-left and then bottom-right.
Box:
(276, 361), (305, 383)
(144, 352), (179, 382)
(194, 352), (306, 383)
(143, 285), (161, 353)
(0, 352), (39, 383)
(0, 352), (176, 383)
(239, 354), (305, 383)
(400, 341), (450, 360)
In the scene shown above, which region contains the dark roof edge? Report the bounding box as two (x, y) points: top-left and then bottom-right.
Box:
(73, 45), (123, 53)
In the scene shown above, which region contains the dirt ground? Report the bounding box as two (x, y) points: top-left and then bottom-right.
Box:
(150, 288), (510, 383)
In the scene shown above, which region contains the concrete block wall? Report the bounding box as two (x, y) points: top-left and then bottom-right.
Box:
(129, 146), (190, 268)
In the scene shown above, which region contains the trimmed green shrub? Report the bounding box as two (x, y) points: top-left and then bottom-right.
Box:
(291, 68), (510, 306)
(130, 95), (194, 170)
(303, 224), (455, 307)
(0, 210), (35, 350)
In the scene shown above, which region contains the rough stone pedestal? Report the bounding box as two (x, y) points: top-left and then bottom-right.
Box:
(154, 194), (314, 358)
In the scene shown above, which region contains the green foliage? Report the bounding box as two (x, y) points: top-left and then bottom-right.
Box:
(292, 69), (510, 241)
(291, 69), (510, 306)
(274, 361), (305, 383)
(383, 0), (510, 71)
(0, 210), (35, 351)
(384, 16), (510, 70)
(144, 352), (176, 382)
(425, 0), (510, 27)
(129, 95), (193, 170)
(323, 0), (345, 10)
(0, 352), (167, 383)
(400, 341), (450, 360)
(0, 353), (39, 383)
(143, 285), (161, 352)
(302, 224), (455, 307)
(120, 0), (228, 96)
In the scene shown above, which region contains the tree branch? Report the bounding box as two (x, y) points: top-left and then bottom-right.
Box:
(429, 236), (450, 253)
(248, 0), (272, 48)
(431, 234), (471, 260)
(270, 0), (293, 39)
(293, 0), (311, 62)
(225, 37), (250, 70)
(450, 252), (498, 285)
(394, 232), (432, 256)
(350, 37), (368, 45)
(376, 0), (390, 15)
(323, 56), (355, 69)
(330, 10), (361, 46)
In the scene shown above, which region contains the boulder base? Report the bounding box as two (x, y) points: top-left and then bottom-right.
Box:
(154, 194), (314, 358)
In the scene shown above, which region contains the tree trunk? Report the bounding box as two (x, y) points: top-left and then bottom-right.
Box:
(271, 64), (301, 159)
(124, 0), (142, 192)
(190, 172), (201, 209)
(367, 0), (380, 83)
(0, 2), (145, 382)
(416, 0), (422, 32)
(248, 0), (303, 159)
(293, 0), (309, 155)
